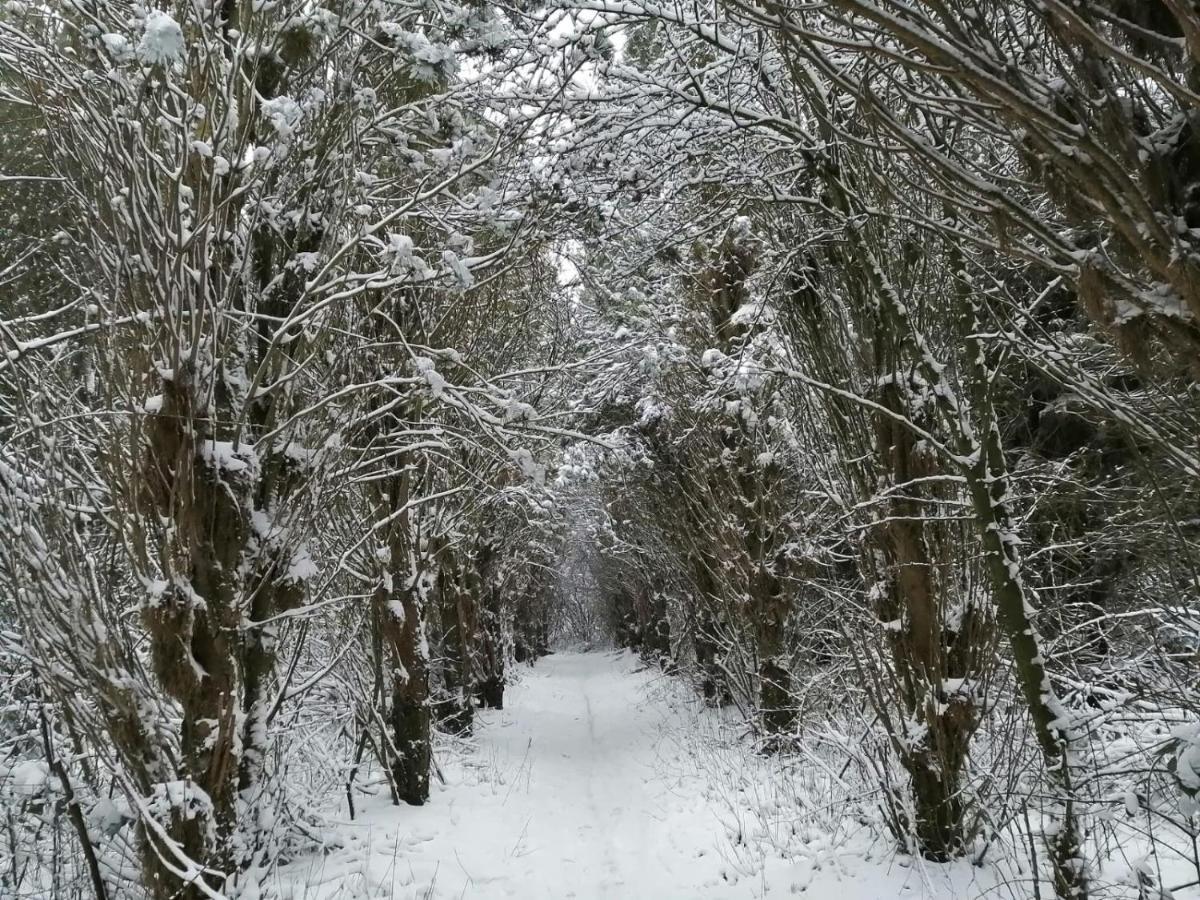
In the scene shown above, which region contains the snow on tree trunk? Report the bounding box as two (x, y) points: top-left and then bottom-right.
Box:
(868, 376), (990, 861)
(372, 465), (432, 807)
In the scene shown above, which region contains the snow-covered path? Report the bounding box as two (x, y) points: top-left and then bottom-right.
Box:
(283, 651), (756, 899)
(280, 651), (1008, 900)
(424, 650), (720, 898)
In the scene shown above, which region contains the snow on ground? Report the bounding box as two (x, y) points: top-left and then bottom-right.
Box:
(272, 652), (1030, 899)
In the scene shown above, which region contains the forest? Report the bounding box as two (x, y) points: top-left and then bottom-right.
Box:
(2, 1), (1200, 898)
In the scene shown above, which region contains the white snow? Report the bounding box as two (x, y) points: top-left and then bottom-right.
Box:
(2, 760), (51, 798)
(275, 652), (1014, 899)
(285, 547), (318, 584)
(262, 95), (304, 140)
(100, 33), (133, 62)
(137, 11), (184, 66)
(441, 249), (474, 288)
(414, 356), (446, 398)
(510, 446), (545, 485)
(198, 438), (256, 476)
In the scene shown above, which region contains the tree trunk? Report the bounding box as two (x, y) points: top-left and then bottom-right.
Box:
(141, 376), (251, 897)
(472, 541), (507, 711)
(373, 572), (432, 806)
(758, 656), (794, 743)
(477, 675), (505, 710)
(866, 377), (989, 860)
(754, 569), (796, 745)
(435, 546), (474, 736)
(373, 468), (432, 807)
(389, 651), (431, 806)
(965, 398), (1086, 896)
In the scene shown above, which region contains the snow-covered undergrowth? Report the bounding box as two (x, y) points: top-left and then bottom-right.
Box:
(645, 668), (1016, 899)
(651, 671), (1200, 900)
